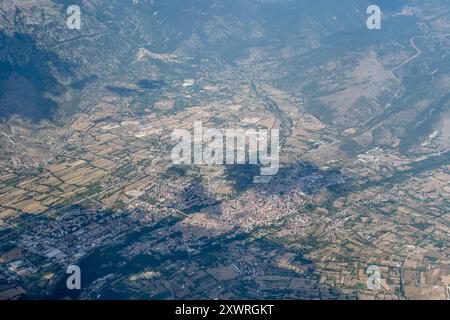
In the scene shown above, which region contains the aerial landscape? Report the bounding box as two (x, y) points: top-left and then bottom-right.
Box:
(0, 0), (449, 301)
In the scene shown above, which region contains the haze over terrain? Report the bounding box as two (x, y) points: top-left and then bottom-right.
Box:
(0, 0), (448, 300)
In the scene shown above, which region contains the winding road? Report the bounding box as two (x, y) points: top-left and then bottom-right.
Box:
(231, 66), (293, 145)
(391, 36), (423, 75)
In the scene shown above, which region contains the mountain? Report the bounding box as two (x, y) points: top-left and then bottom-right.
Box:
(0, 0), (449, 301)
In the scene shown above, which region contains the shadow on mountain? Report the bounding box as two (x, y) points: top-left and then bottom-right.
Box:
(175, 179), (221, 214)
(224, 164), (261, 192)
(225, 161), (345, 196)
(0, 32), (70, 122)
(137, 80), (166, 90)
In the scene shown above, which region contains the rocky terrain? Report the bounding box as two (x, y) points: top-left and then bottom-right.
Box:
(0, 0), (448, 300)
